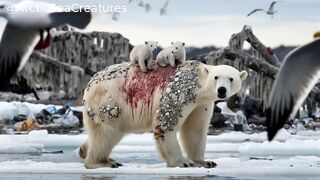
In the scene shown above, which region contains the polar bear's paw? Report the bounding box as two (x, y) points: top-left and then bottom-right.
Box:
(85, 159), (123, 169)
(194, 160), (217, 168)
(167, 158), (195, 168)
(108, 158), (123, 168)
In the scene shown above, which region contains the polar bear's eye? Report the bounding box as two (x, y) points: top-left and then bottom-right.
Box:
(229, 78), (233, 82)
(214, 76), (218, 80)
(151, 45), (153, 47)
(176, 47), (178, 50)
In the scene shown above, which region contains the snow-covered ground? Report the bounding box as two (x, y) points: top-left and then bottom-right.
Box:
(0, 130), (320, 179)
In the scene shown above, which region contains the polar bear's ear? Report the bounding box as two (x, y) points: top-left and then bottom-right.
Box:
(171, 42), (174, 45)
(182, 42), (185, 46)
(156, 41), (158, 44)
(200, 67), (209, 77)
(145, 41), (148, 45)
(240, 71), (248, 81)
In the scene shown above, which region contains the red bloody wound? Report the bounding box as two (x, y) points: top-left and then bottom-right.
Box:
(122, 64), (177, 108)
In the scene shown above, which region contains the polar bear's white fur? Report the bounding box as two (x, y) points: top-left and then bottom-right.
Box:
(156, 48), (175, 67)
(80, 61), (247, 169)
(130, 41), (158, 72)
(156, 41), (186, 67)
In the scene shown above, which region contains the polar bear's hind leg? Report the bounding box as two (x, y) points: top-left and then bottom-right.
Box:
(84, 124), (124, 169)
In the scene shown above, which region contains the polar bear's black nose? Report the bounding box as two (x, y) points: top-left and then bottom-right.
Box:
(218, 87), (226, 94)
(217, 87), (227, 98)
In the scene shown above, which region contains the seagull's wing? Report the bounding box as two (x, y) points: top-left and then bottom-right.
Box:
(163, 0), (169, 8)
(144, 3), (151, 12)
(49, 10), (91, 29)
(160, 0), (169, 15)
(268, 1), (278, 12)
(112, 12), (120, 21)
(266, 39), (320, 140)
(247, 9), (265, 17)
(0, 24), (39, 80)
(138, 1), (144, 7)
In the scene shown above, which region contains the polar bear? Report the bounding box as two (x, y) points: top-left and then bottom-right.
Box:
(156, 48), (175, 67)
(156, 42), (186, 67)
(80, 61), (247, 169)
(130, 41), (158, 72)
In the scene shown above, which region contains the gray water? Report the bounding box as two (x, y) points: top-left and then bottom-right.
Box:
(0, 146), (245, 180)
(0, 146), (316, 180)
(0, 174), (243, 180)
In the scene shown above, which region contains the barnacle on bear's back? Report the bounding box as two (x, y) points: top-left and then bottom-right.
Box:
(86, 62), (131, 91)
(156, 61), (201, 132)
(87, 107), (95, 120)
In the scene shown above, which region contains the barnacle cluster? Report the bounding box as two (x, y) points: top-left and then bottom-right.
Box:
(85, 63), (131, 91)
(156, 61), (201, 132)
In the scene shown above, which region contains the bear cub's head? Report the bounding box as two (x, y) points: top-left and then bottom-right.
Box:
(209, 65), (248, 100)
(171, 41), (185, 56)
(145, 41), (158, 52)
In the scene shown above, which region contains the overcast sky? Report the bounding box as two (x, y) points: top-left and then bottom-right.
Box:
(1, 0), (320, 47)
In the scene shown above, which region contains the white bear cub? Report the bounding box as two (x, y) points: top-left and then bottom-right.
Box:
(156, 41), (186, 67)
(130, 41), (158, 72)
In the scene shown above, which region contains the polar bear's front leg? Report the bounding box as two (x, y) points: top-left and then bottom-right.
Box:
(138, 58), (148, 72)
(169, 56), (176, 67)
(147, 58), (153, 70)
(180, 104), (217, 168)
(155, 131), (195, 167)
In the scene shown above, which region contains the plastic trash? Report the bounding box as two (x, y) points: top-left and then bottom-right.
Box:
(53, 112), (79, 127)
(46, 106), (57, 114)
(15, 119), (39, 132)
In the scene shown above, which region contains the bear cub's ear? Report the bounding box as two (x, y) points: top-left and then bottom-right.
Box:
(171, 42), (174, 45)
(145, 41), (148, 45)
(240, 71), (248, 80)
(182, 42), (185, 46)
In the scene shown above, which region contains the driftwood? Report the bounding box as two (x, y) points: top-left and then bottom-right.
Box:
(199, 25), (320, 115)
(212, 48), (279, 79)
(230, 26), (281, 68)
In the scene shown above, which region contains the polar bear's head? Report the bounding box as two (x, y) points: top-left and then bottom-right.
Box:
(205, 65), (248, 100)
(145, 41), (158, 52)
(171, 41), (185, 54)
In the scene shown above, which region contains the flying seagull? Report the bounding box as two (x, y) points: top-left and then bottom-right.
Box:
(247, 1), (280, 18)
(266, 38), (320, 141)
(144, 3), (151, 13)
(137, 0), (144, 7)
(0, 0), (91, 81)
(111, 12), (120, 21)
(160, 0), (169, 16)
